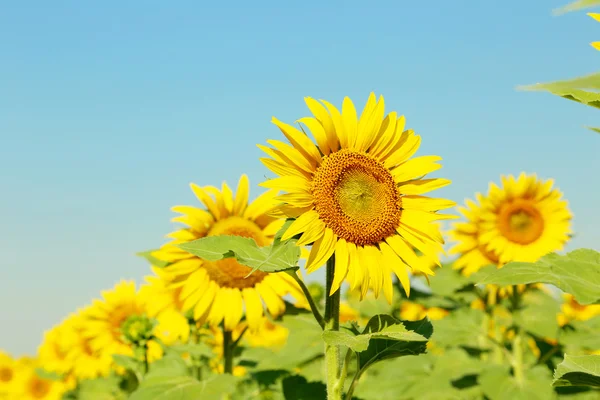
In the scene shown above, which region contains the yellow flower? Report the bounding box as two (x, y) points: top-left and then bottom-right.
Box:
(0, 351), (17, 398)
(260, 93), (454, 301)
(153, 309), (190, 346)
(339, 302), (360, 323)
(11, 359), (66, 400)
(479, 173), (572, 264)
(38, 315), (79, 376)
(243, 318), (289, 349)
(399, 301), (448, 321)
(557, 294), (600, 327)
(151, 175), (306, 331)
(139, 268), (186, 317)
(448, 193), (500, 276)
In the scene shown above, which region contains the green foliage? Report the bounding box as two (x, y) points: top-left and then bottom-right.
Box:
(75, 376), (127, 400)
(479, 365), (554, 400)
(554, 354), (600, 388)
(513, 291), (561, 340)
(479, 249), (600, 305)
(129, 375), (238, 400)
(176, 235), (300, 275)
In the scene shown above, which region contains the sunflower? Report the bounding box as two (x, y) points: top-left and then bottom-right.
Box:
(37, 316), (79, 376)
(11, 360), (66, 400)
(399, 301), (448, 321)
(0, 351), (17, 398)
(259, 93), (454, 301)
(557, 294), (600, 327)
(478, 173), (572, 264)
(242, 317), (289, 349)
(82, 281), (163, 368)
(151, 175), (306, 331)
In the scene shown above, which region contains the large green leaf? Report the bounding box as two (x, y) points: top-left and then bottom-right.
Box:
(479, 365), (554, 400)
(323, 315), (427, 353)
(145, 354), (190, 380)
(281, 375), (326, 400)
(129, 375), (238, 400)
(553, 0), (600, 15)
(554, 354), (600, 388)
(432, 307), (490, 350)
(77, 376), (127, 400)
(479, 249), (600, 305)
(112, 355), (143, 375)
(562, 318), (600, 351)
(355, 317), (432, 373)
(177, 235), (300, 274)
(518, 72), (600, 111)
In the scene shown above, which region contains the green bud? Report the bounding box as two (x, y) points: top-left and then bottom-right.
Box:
(120, 315), (155, 345)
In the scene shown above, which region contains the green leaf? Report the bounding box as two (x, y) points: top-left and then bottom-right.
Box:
(553, 0), (600, 15)
(355, 316), (432, 373)
(136, 250), (171, 268)
(77, 376), (127, 400)
(112, 355), (142, 374)
(145, 355), (190, 380)
(518, 71), (600, 110)
(513, 290), (561, 340)
(479, 249), (600, 305)
(35, 368), (62, 381)
(281, 375), (326, 400)
(586, 127), (600, 134)
(554, 354), (600, 388)
(177, 235), (300, 275)
(479, 365), (554, 400)
(431, 307), (490, 349)
(129, 375), (238, 400)
(562, 318), (600, 351)
(167, 343), (214, 359)
(322, 315), (427, 353)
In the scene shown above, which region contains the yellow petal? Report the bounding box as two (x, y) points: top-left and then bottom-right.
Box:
(296, 217), (326, 247)
(233, 174), (249, 216)
(244, 189), (279, 221)
(342, 96), (358, 149)
(380, 242), (411, 297)
(305, 228), (337, 273)
(260, 176), (310, 193)
(257, 281), (285, 317)
(297, 117), (330, 155)
(382, 130), (421, 167)
(392, 156), (442, 182)
(304, 97), (338, 152)
(206, 287), (228, 326)
(224, 289), (244, 331)
(194, 281), (217, 321)
(276, 192), (314, 208)
(399, 178), (451, 195)
(221, 182), (234, 213)
(190, 183), (221, 220)
(282, 210), (320, 241)
(320, 99), (347, 149)
(242, 288), (264, 331)
(271, 117), (322, 164)
(267, 139), (316, 175)
(331, 238), (349, 295)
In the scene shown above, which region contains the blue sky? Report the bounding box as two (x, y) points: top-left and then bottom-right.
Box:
(1, 0), (599, 355)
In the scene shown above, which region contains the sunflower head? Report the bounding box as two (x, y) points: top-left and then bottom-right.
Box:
(11, 359), (66, 400)
(151, 174), (307, 331)
(260, 93), (455, 302)
(0, 351), (17, 396)
(557, 294), (600, 327)
(120, 315), (156, 345)
(37, 315), (80, 376)
(478, 173), (572, 264)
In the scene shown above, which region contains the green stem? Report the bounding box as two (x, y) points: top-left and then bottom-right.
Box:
(290, 271), (325, 329)
(223, 328), (234, 374)
(345, 371), (360, 400)
(337, 349), (352, 399)
(324, 256), (342, 400)
(143, 342), (149, 375)
(513, 330), (524, 384)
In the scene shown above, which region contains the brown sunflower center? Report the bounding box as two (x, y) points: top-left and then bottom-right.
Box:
(312, 150), (401, 246)
(497, 200), (544, 245)
(0, 367), (12, 382)
(203, 216), (269, 289)
(29, 377), (51, 398)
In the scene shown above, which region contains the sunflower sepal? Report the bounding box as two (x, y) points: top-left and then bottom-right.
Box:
(478, 249), (600, 305)
(176, 235), (301, 276)
(136, 249), (172, 269)
(34, 368), (63, 381)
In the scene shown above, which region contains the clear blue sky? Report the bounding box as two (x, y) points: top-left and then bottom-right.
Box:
(2, 0), (599, 355)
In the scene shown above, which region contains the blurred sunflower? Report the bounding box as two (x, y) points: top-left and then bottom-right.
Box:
(399, 301), (448, 321)
(557, 294), (600, 327)
(260, 93), (454, 301)
(82, 281), (162, 366)
(479, 173), (572, 264)
(0, 351), (17, 398)
(242, 317), (289, 349)
(12, 360), (66, 400)
(151, 174), (306, 331)
(37, 315), (79, 376)
(448, 193), (500, 276)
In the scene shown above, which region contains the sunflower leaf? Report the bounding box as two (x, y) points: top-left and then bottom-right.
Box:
(322, 316), (427, 353)
(129, 375), (239, 400)
(479, 365), (554, 400)
(478, 249), (600, 305)
(553, 354), (600, 388)
(112, 355), (143, 375)
(176, 235), (300, 275)
(136, 249), (171, 268)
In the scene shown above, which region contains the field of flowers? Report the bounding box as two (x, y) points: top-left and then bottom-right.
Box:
(2, 1), (600, 399)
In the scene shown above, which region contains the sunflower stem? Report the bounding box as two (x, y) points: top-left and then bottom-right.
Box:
(512, 329), (525, 384)
(223, 328), (234, 374)
(324, 255), (343, 400)
(290, 271), (325, 329)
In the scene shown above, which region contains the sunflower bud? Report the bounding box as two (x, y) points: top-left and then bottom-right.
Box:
(121, 315), (155, 345)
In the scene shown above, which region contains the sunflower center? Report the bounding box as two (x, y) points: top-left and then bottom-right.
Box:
(0, 367), (12, 382)
(203, 216), (269, 289)
(498, 200), (544, 245)
(312, 150), (401, 245)
(29, 377), (51, 398)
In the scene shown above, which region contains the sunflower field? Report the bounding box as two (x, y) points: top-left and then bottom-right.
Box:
(2, 1), (600, 400)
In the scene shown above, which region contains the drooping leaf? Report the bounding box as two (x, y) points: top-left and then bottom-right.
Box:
(479, 365), (554, 400)
(432, 307), (490, 350)
(562, 318), (600, 351)
(354, 316), (432, 373)
(281, 375), (327, 400)
(586, 127), (600, 134)
(554, 354), (600, 388)
(177, 235), (300, 275)
(553, 0), (600, 15)
(322, 315), (427, 353)
(136, 249), (171, 268)
(129, 375), (238, 400)
(479, 249), (600, 305)
(112, 355), (143, 375)
(144, 354), (190, 380)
